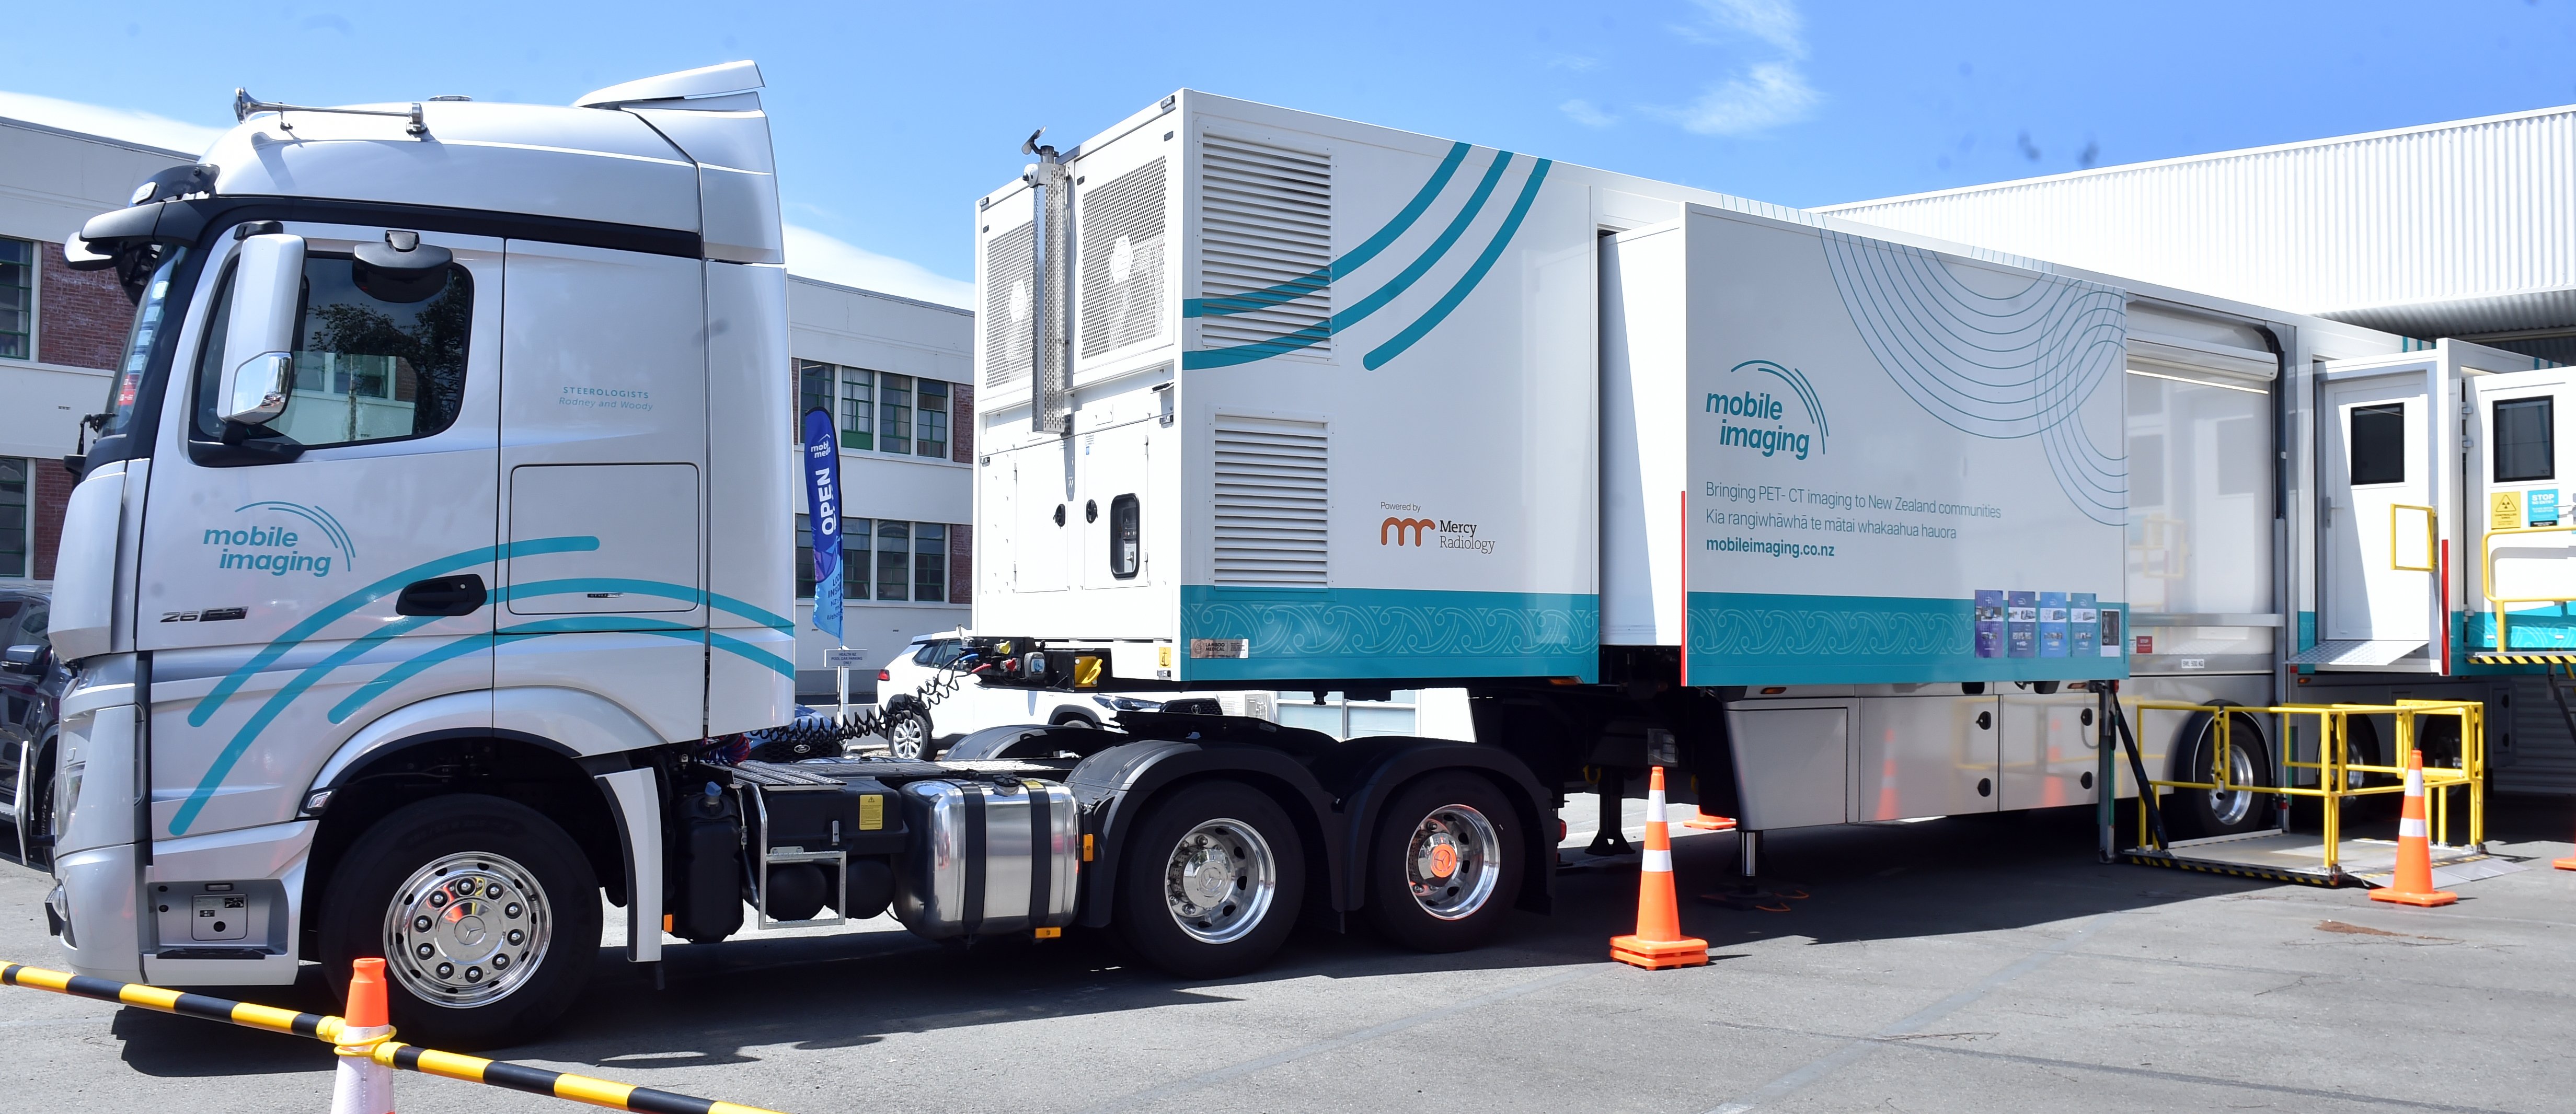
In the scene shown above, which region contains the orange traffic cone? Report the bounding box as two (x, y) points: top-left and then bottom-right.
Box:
(1675, 799), (1736, 831)
(2556, 817), (2576, 871)
(330, 958), (395, 1114)
(1874, 753), (1899, 820)
(1611, 767), (1709, 969)
(2370, 751), (2457, 908)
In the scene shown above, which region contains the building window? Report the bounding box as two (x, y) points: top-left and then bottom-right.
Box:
(917, 380), (949, 458)
(797, 360), (833, 435)
(794, 516), (957, 605)
(0, 238), (32, 361)
(838, 366), (873, 450)
(914, 523), (946, 601)
(0, 458), (30, 577)
(878, 374), (913, 455)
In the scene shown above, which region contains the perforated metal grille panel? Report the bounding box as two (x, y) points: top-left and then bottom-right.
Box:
(982, 220), (1035, 391)
(1211, 414), (1328, 587)
(1199, 135), (1331, 357)
(1080, 157), (1168, 357)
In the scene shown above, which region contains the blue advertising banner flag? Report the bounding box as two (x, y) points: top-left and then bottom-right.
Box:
(800, 408), (845, 644)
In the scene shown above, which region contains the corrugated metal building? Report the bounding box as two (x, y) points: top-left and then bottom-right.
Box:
(1821, 105), (2576, 363)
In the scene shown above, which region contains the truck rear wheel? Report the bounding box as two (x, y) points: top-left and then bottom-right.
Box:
(1114, 781), (1305, 979)
(1364, 772), (1522, 951)
(320, 795), (600, 1050)
(2169, 713), (2275, 839)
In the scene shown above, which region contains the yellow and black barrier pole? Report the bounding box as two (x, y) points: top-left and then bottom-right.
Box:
(2, 961), (788, 1114)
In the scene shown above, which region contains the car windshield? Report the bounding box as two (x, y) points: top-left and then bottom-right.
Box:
(97, 247), (190, 441)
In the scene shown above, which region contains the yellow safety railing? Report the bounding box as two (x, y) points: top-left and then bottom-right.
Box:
(0, 961), (787, 1114)
(2128, 700), (2483, 873)
(2480, 523), (2576, 656)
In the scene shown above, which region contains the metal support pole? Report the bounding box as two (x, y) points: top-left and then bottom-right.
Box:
(1585, 770), (1632, 856)
(1737, 828), (1761, 878)
(2097, 680), (2117, 862)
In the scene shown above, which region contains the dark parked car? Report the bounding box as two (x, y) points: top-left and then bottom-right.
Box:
(0, 589), (65, 867)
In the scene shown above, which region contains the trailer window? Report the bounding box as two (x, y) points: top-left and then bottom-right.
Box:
(1109, 494), (1141, 578)
(2348, 404), (2407, 486)
(2493, 397), (2555, 483)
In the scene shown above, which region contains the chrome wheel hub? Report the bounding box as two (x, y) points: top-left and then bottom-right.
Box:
(1163, 819), (1275, 945)
(385, 852), (551, 1008)
(1404, 804), (1502, 920)
(2208, 742), (2259, 826)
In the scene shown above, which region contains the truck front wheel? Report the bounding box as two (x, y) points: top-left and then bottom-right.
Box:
(1364, 772), (1523, 951)
(319, 795), (601, 1049)
(1114, 781), (1305, 979)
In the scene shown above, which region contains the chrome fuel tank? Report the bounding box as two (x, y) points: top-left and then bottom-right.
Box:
(892, 778), (1079, 938)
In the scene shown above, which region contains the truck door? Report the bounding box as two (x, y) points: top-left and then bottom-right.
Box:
(494, 241), (708, 741)
(2468, 364), (2576, 654)
(2315, 357), (2447, 668)
(143, 225), (502, 839)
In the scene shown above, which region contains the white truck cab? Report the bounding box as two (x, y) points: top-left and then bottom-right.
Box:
(48, 63), (796, 1044)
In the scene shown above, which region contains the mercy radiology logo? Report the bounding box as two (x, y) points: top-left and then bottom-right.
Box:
(1706, 359), (1829, 461)
(203, 501), (356, 578)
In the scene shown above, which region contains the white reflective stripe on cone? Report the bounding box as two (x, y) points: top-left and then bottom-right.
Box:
(2405, 770), (2424, 794)
(2399, 818), (2428, 839)
(1642, 849), (1673, 872)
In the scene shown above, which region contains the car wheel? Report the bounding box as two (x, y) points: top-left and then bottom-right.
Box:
(883, 707), (936, 760)
(1115, 781), (1305, 979)
(1364, 772), (1523, 952)
(320, 795), (600, 1050)
(2168, 712), (2275, 838)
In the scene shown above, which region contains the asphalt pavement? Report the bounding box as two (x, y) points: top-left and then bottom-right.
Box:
(5, 797), (2574, 1113)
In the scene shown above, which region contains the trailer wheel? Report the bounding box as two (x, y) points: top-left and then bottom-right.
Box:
(1114, 781), (1305, 978)
(2169, 713), (2275, 839)
(319, 795), (600, 1050)
(1364, 773), (1523, 951)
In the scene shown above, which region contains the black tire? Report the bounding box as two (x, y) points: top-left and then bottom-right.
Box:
(882, 706), (937, 760)
(1364, 772), (1524, 952)
(2166, 712), (2275, 839)
(320, 795), (600, 1050)
(1114, 781), (1305, 979)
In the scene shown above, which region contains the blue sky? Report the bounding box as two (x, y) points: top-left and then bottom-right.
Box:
(5, 1), (2573, 308)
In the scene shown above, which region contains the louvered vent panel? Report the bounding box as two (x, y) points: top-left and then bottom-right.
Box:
(1211, 415), (1329, 587)
(982, 221), (1035, 391)
(1199, 135), (1332, 357)
(1079, 157), (1168, 357)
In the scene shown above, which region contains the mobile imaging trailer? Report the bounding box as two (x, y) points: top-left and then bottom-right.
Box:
(967, 90), (2572, 858)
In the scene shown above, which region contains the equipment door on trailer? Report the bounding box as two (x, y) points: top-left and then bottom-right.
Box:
(2313, 353), (2450, 670)
(2468, 362), (2576, 655)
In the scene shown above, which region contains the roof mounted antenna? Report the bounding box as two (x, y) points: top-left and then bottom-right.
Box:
(234, 88), (428, 138)
(1020, 128), (1055, 160)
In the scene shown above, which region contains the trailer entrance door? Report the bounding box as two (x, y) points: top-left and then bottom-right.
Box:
(2312, 356), (2447, 671)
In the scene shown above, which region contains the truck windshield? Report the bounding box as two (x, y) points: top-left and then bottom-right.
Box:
(96, 247), (190, 442)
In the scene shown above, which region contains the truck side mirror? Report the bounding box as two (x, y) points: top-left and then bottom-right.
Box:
(216, 233), (306, 426)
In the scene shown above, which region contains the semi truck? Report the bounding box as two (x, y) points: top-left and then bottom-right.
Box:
(38, 69), (2563, 1048)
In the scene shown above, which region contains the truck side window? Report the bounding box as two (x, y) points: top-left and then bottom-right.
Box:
(193, 250), (473, 449)
(2493, 397), (2555, 483)
(2348, 403), (2406, 486)
(1109, 494), (1141, 578)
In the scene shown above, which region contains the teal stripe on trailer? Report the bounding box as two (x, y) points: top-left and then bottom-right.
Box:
(1185, 141), (1473, 318)
(1685, 591), (2128, 686)
(1179, 585), (1597, 682)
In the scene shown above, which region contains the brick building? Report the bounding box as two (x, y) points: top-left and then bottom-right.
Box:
(1, 114), (975, 699)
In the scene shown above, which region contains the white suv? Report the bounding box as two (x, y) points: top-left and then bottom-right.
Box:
(873, 632), (1184, 759)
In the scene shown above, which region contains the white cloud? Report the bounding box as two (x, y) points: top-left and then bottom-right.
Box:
(1685, 0), (1806, 57)
(783, 224), (974, 309)
(0, 90), (225, 154)
(1652, 61), (1819, 137)
(1560, 99), (1619, 129)
(1646, 0), (1820, 137)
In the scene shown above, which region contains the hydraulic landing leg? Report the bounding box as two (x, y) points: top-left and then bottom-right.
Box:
(1586, 769), (1635, 857)
(1698, 829), (1810, 912)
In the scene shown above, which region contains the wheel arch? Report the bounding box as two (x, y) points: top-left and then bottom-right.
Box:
(1066, 741), (1341, 929)
(1324, 740), (1553, 916)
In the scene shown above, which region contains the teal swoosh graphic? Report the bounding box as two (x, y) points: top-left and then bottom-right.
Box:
(1184, 141), (1472, 319)
(324, 616), (795, 724)
(508, 577), (795, 632)
(186, 536), (601, 726)
(1363, 158), (1552, 370)
(1185, 150), (1518, 370)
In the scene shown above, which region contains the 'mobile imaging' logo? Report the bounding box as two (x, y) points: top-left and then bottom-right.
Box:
(203, 501), (356, 578)
(1706, 359), (1829, 461)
